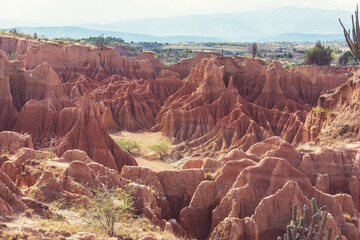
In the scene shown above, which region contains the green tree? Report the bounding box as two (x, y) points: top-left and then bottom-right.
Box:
(9, 28), (17, 35)
(95, 34), (105, 49)
(339, 52), (349, 66)
(252, 43), (257, 58)
(305, 41), (333, 65)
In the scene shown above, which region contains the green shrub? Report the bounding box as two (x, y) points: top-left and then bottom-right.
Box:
(148, 140), (170, 158)
(339, 52), (349, 66)
(305, 41), (333, 66)
(82, 187), (133, 237)
(95, 34), (105, 48)
(115, 139), (141, 156)
(312, 106), (330, 119)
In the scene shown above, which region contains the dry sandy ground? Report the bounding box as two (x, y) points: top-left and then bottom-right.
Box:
(110, 131), (177, 172)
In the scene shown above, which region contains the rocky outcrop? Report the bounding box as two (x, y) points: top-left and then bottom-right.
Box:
(0, 35), (29, 56)
(157, 169), (205, 219)
(54, 95), (137, 172)
(290, 65), (360, 105)
(116, 140), (360, 240)
(155, 56), (359, 157)
(135, 52), (165, 74)
(1, 35), (360, 240)
(156, 58), (307, 156)
(10, 62), (73, 111)
(121, 166), (171, 222)
(13, 100), (59, 147)
(92, 76), (182, 131)
(302, 73), (360, 144)
(166, 52), (221, 79)
(0, 169), (26, 215)
(0, 51), (20, 131)
(15, 41), (158, 82)
(0, 131), (33, 154)
(179, 159), (256, 238)
(62, 75), (99, 100)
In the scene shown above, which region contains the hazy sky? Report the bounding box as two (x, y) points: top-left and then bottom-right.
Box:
(1, 0), (359, 25)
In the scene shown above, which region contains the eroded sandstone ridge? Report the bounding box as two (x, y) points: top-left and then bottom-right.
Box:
(155, 57), (359, 157)
(1, 35), (360, 239)
(302, 71), (360, 145)
(2, 133), (359, 239)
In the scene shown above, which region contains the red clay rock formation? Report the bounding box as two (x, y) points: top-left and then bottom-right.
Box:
(206, 157), (358, 239)
(121, 166), (171, 223)
(115, 141), (360, 239)
(135, 52), (165, 74)
(2, 35), (360, 239)
(92, 75), (182, 131)
(209, 181), (344, 240)
(0, 51), (20, 131)
(62, 75), (99, 100)
(181, 159), (204, 169)
(121, 166), (165, 197)
(302, 73), (360, 144)
(179, 159), (256, 239)
(10, 62), (73, 111)
(155, 55), (359, 157)
(246, 136), (302, 167)
(290, 65), (360, 105)
(0, 169), (26, 215)
(31, 171), (63, 202)
(13, 100), (59, 147)
(157, 169), (205, 219)
(1, 160), (19, 182)
(88, 162), (130, 187)
(54, 95), (137, 172)
(24, 158), (129, 205)
(62, 149), (93, 164)
(156, 57), (310, 156)
(15, 42), (158, 82)
(166, 52), (221, 79)
(0, 35), (29, 56)
(0, 49), (73, 148)
(0, 131), (33, 154)
(63, 161), (103, 188)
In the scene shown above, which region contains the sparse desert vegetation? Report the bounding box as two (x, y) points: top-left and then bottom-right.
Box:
(148, 140), (171, 159)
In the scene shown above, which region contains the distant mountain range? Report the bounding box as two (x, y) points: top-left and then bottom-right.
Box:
(1, 7), (353, 42)
(14, 26), (223, 43)
(258, 33), (344, 42)
(80, 7), (351, 42)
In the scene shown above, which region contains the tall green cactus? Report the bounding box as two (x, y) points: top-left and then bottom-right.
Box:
(339, 5), (360, 62)
(278, 198), (341, 240)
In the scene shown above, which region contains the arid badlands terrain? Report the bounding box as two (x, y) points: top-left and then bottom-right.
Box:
(1, 35), (360, 240)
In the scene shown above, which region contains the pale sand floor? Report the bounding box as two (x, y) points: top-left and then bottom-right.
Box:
(110, 131), (177, 172)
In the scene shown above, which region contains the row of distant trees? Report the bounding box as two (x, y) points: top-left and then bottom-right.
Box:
(250, 41), (356, 66)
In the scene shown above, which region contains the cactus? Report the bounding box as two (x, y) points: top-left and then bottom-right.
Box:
(339, 5), (360, 62)
(293, 205), (298, 223)
(278, 198), (341, 240)
(311, 198), (318, 215)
